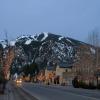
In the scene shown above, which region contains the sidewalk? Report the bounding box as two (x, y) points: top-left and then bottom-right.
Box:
(0, 82), (13, 100)
(0, 81), (38, 100)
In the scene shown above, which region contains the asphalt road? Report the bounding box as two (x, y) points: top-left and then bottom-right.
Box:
(0, 81), (37, 100)
(21, 83), (100, 100)
(12, 84), (36, 100)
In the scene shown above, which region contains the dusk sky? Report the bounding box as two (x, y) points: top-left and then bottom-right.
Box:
(0, 0), (100, 42)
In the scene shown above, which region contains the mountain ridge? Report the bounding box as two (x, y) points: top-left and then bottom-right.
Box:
(0, 32), (95, 72)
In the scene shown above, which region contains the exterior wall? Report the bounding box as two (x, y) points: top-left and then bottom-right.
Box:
(56, 66), (66, 76)
(44, 65), (100, 86)
(45, 65), (74, 85)
(56, 65), (67, 84)
(55, 65), (74, 85)
(63, 71), (75, 85)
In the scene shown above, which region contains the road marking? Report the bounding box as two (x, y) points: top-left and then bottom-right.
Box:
(65, 91), (99, 100)
(33, 84), (100, 100)
(23, 83), (100, 100)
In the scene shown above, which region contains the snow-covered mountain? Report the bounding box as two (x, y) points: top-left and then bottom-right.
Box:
(0, 40), (8, 48)
(12, 32), (91, 70)
(0, 32), (97, 75)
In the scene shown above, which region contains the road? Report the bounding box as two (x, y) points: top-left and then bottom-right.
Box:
(21, 83), (100, 100)
(0, 81), (37, 100)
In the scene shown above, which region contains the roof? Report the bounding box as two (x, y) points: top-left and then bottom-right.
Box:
(46, 65), (56, 71)
(58, 62), (73, 68)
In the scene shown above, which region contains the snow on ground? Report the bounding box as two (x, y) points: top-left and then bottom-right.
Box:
(31, 35), (37, 41)
(2, 44), (6, 48)
(66, 38), (73, 44)
(25, 39), (32, 45)
(58, 36), (63, 40)
(41, 32), (48, 41)
(17, 35), (29, 40)
(0, 40), (7, 48)
(10, 41), (16, 46)
(90, 47), (96, 54)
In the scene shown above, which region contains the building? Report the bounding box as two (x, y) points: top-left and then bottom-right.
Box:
(56, 63), (74, 85)
(44, 62), (74, 85)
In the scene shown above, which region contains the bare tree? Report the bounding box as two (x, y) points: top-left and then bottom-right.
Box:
(87, 30), (100, 47)
(73, 45), (95, 83)
(87, 30), (100, 67)
(87, 30), (100, 85)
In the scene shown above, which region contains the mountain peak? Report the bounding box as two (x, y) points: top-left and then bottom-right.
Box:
(36, 32), (49, 41)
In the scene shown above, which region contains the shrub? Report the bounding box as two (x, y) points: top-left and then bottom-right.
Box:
(72, 77), (96, 89)
(97, 84), (100, 89)
(72, 77), (79, 88)
(88, 82), (96, 89)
